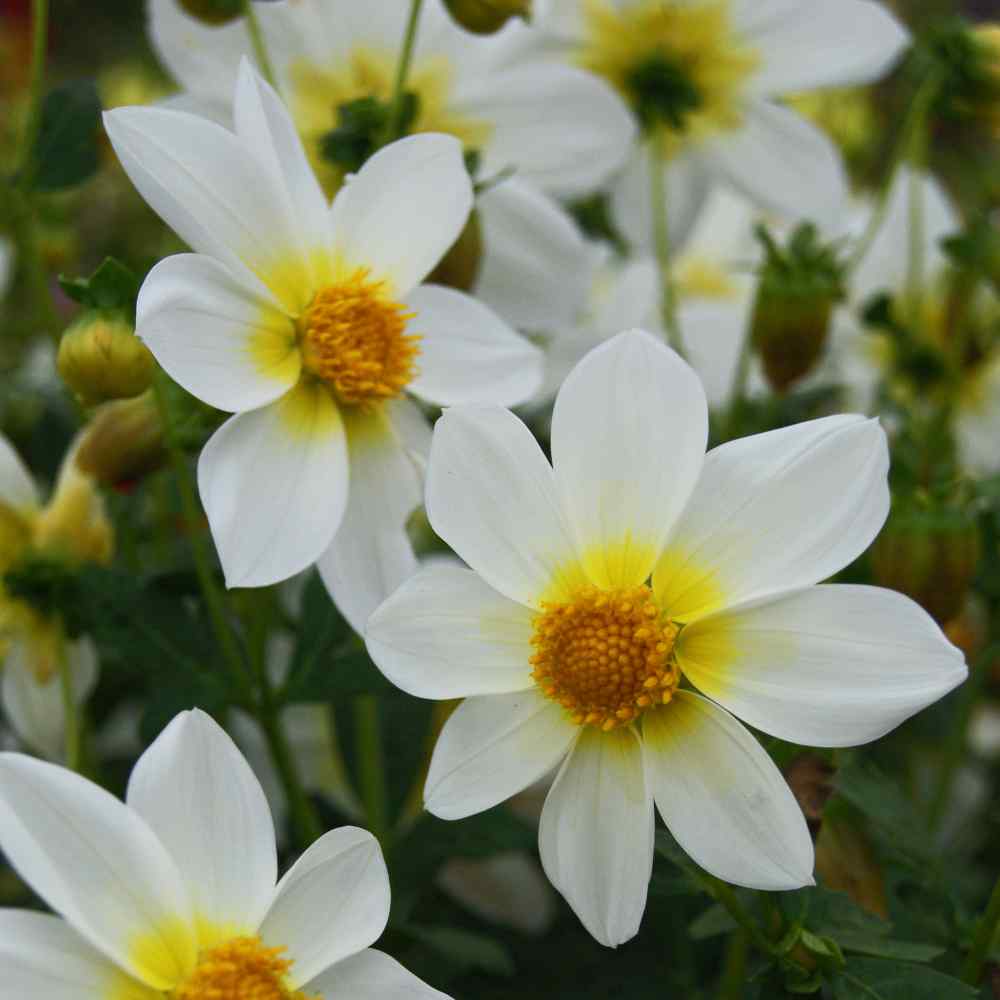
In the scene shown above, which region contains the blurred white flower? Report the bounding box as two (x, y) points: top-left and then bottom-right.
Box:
(0, 708), (448, 999)
(105, 62), (543, 631)
(367, 329), (967, 947)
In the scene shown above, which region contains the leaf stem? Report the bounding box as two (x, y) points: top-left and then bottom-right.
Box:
(384, 0), (425, 144)
(716, 927), (750, 1000)
(241, 0), (277, 89)
(354, 695), (390, 848)
(701, 875), (776, 957)
(648, 135), (686, 357)
(57, 637), (81, 772)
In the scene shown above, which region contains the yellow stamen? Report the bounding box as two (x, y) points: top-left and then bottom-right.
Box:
(530, 584), (680, 731)
(171, 936), (318, 1000)
(299, 267), (420, 410)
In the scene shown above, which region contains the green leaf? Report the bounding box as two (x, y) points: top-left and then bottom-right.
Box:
(58, 258), (140, 316)
(831, 935), (945, 963)
(688, 903), (738, 940)
(23, 80), (102, 191)
(832, 959), (977, 1000)
(406, 926), (515, 977)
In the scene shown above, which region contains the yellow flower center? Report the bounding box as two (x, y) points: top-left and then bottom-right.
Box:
(289, 47), (493, 195)
(578, 0), (759, 156)
(299, 268), (420, 409)
(170, 936), (317, 1000)
(530, 584), (680, 731)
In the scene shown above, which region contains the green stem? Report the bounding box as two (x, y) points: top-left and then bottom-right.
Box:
(905, 155), (926, 332)
(648, 136), (686, 357)
(241, 0), (277, 89)
(354, 696), (390, 847)
(962, 871), (1000, 985)
(57, 639), (81, 772)
(150, 373), (247, 691)
(7, 188), (61, 340)
(704, 876), (776, 957)
(717, 928), (750, 1000)
(383, 0), (425, 144)
(258, 696), (323, 849)
(723, 312), (755, 441)
(18, 0), (49, 181)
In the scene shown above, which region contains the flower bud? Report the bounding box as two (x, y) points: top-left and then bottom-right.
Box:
(871, 500), (981, 626)
(443, 0), (531, 34)
(426, 211), (483, 293)
(177, 0), (242, 25)
(74, 391), (166, 490)
(57, 310), (155, 406)
(750, 223), (845, 393)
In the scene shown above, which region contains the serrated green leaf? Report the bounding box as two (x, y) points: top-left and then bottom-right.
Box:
(24, 80), (102, 191)
(833, 959), (977, 999)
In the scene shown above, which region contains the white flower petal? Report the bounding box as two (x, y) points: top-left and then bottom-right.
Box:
(476, 178), (592, 332)
(405, 285), (543, 407)
(0, 434), (38, 510)
(0, 910), (159, 1000)
(0, 753), (196, 989)
(426, 406), (582, 608)
(739, 0), (910, 95)
(232, 60), (332, 271)
(366, 564), (535, 699)
(551, 330), (707, 589)
(1, 638), (98, 761)
(137, 254), (299, 413)
(306, 948), (449, 1000)
(330, 134), (472, 298)
(317, 408), (422, 635)
(259, 827), (390, 988)
(102, 106), (311, 309)
(125, 709), (277, 933)
(538, 726), (653, 948)
(197, 383), (348, 588)
(458, 63), (635, 198)
(425, 689), (577, 820)
(679, 297), (756, 411)
(677, 585), (969, 747)
(654, 415), (889, 621)
(643, 691), (814, 890)
(706, 101), (848, 228)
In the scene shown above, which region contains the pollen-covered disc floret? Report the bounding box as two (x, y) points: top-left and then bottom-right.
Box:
(172, 936), (318, 1000)
(300, 267), (420, 409)
(530, 584), (680, 731)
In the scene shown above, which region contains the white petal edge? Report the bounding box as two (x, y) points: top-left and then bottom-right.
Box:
(306, 947), (450, 1000)
(677, 584), (969, 747)
(643, 691), (814, 890)
(424, 689), (577, 820)
(366, 564), (536, 699)
(538, 726), (653, 948)
(0, 433), (38, 510)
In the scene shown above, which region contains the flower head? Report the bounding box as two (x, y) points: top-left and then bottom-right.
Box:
(0, 708), (449, 999)
(104, 62), (542, 630)
(366, 329), (967, 946)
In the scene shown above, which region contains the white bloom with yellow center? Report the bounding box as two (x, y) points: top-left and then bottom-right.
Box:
(536, 0), (908, 230)
(104, 62), (543, 631)
(833, 167), (1000, 476)
(0, 708), (450, 1000)
(0, 434), (110, 761)
(365, 329), (967, 947)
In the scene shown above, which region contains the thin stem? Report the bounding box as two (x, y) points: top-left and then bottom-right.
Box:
(150, 373), (247, 691)
(717, 928), (750, 1000)
(648, 136), (686, 357)
(962, 871), (1000, 985)
(703, 876), (776, 957)
(258, 696), (323, 849)
(241, 0), (277, 89)
(723, 311), (755, 441)
(905, 156), (926, 331)
(7, 189), (61, 340)
(57, 639), (81, 772)
(383, 0), (425, 144)
(18, 0), (49, 181)
(354, 696), (390, 848)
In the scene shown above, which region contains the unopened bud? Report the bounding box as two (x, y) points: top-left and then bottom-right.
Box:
(871, 500), (981, 626)
(426, 211), (483, 292)
(178, 0), (242, 25)
(443, 0), (531, 34)
(751, 223), (845, 393)
(57, 310), (155, 406)
(75, 391), (166, 490)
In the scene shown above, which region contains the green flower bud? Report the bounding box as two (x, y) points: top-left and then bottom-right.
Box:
(57, 310), (155, 406)
(750, 223), (846, 393)
(75, 391), (166, 490)
(443, 0), (531, 35)
(871, 499), (981, 626)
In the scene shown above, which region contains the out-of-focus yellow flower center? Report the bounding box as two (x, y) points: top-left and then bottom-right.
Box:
(530, 584), (679, 731)
(577, 0), (759, 157)
(171, 936), (317, 1000)
(289, 47), (493, 195)
(675, 257), (741, 301)
(299, 268), (421, 409)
